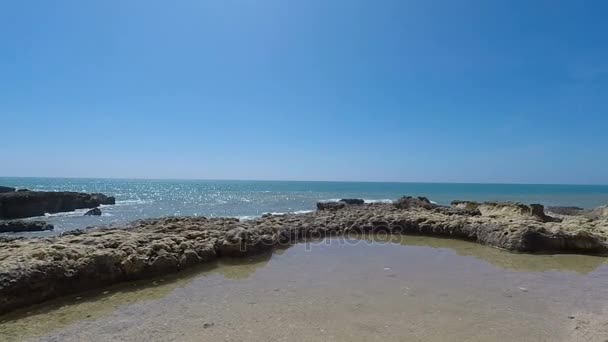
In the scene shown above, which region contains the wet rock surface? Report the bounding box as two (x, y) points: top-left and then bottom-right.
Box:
(0, 191), (115, 219)
(0, 198), (607, 314)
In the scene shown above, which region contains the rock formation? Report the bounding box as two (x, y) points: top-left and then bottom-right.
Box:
(0, 197), (606, 314)
(394, 196), (436, 210)
(0, 191), (115, 219)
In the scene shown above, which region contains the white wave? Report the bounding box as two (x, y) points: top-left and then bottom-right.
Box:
(293, 210), (314, 214)
(320, 198), (394, 204)
(364, 199), (393, 204)
(430, 200), (437, 204)
(320, 198), (342, 203)
(113, 199), (149, 206)
(44, 208), (91, 217)
(236, 215), (257, 221)
(235, 209), (314, 221)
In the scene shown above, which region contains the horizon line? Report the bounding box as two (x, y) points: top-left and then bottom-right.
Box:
(0, 175), (606, 187)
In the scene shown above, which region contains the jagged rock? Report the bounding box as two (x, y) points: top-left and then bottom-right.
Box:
(339, 199), (365, 205)
(0, 191), (115, 219)
(394, 196), (436, 210)
(452, 201), (559, 223)
(0, 221), (53, 233)
(84, 208), (102, 216)
(0, 186), (15, 193)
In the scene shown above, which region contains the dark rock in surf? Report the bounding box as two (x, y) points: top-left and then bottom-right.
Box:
(84, 208), (102, 216)
(0, 221), (54, 233)
(339, 199), (365, 205)
(316, 202), (346, 211)
(0, 191), (115, 219)
(0, 186), (15, 194)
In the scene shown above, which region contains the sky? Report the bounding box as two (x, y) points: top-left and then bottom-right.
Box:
(1, 0), (607, 184)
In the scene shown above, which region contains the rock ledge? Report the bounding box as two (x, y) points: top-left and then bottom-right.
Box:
(0, 197), (606, 314)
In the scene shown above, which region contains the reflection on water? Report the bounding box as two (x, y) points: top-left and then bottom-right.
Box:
(0, 236), (607, 342)
(373, 235), (607, 274)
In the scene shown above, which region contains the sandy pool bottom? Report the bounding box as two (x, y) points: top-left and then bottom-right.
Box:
(1, 236), (608, 342)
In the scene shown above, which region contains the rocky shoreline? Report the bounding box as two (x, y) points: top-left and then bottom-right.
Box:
(1, 197), (607, 314)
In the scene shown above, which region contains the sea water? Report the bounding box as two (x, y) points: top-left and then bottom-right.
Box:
(1, 177), (608, 235)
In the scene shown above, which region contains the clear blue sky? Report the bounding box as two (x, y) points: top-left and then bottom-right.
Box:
(1, 0), (607, 184)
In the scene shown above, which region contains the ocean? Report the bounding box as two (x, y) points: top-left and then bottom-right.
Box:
(1, 177), (608, 236)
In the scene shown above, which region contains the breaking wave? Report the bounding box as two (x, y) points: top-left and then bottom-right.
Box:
(44, 208), (91, 217)
(319, 198), (394, 204)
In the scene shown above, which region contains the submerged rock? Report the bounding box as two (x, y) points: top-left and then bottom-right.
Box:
(0, 220), (53, 233)
(0, 197), (607, 314)
(84, 208), (102, 216)
(0, 191), (115, 219)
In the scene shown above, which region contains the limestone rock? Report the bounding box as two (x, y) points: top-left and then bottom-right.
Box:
(0, 198), (607, 314)
(453, 201), (559, 223)
(394, 196), (436, 210)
